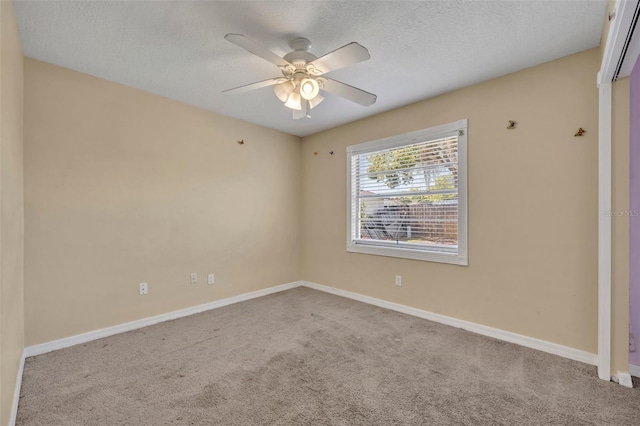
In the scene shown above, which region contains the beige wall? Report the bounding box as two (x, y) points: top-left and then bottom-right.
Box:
(0, 0), (24, 424)
(301, 48), (600, 353)
(611, 77), (630, 374)
(23, 58), (301, 346)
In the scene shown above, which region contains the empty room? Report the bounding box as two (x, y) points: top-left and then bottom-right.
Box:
(2, 0), (640, 424)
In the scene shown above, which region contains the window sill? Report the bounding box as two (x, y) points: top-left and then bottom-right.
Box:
(347, 243), (468, 265)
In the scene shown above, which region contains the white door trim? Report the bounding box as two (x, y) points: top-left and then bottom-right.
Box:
(598, 79), (612, 381)
(597, 0), (640, 383)
(598, 0), (640, 86)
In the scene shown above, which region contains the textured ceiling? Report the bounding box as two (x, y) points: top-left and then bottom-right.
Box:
(15, 0), (607, 137)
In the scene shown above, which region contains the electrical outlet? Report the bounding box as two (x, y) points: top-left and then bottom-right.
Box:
(395, 275), (402, 286)
(190, 272), (198, 284)
(139, 282), (148, 295)
(208, 274), (215, 285)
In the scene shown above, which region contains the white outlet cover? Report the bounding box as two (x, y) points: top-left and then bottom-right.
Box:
(139, 282), (148, 295)
(208, 274), (214, 285)
(190, 273), (198, 284)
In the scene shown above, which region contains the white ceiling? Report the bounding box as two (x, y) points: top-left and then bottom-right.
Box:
(15, 0), (607, 137)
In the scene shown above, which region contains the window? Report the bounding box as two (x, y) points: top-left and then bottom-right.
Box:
(347, 119), (468, 265)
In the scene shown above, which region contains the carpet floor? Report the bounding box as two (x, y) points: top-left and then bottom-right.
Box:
(16, 287), (640, 425)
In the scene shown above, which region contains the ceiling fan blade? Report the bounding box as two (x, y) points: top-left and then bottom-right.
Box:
(225, 34), (292, 69)
(222, 78), (281, 95)
(321, 78), (377, 106)
(307, 42), (370, 75)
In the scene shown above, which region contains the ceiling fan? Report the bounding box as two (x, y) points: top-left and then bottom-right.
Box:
(222, 34), (377, 119)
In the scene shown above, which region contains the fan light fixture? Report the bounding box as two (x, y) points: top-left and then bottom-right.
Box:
(308, 94), (324, 109)
(284, 91), (302, 110)
(280, 77), (321, 111)
(273, 81), (295, 102)
(299, 78), (320, 100)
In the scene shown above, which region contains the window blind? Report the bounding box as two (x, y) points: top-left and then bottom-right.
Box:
(350, 135), (459, 252)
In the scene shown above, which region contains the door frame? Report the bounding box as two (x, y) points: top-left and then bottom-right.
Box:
(597, 0), (640, 383)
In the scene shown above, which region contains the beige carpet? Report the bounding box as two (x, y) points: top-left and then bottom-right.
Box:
(16, 287), (640, 425)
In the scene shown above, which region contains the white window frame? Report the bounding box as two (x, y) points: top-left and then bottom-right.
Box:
(346, 119), (468, 265)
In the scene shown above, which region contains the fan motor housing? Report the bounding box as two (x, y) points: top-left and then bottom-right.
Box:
(283, 37), (317, 64)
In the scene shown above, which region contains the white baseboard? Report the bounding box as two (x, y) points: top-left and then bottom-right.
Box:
(24, 281), (303, 357)
(630, 364), (640, 378)
(22, 279), (599, 373)
(9, 350), (26, 426)
(614, 371), (634, 388)
(300, 281), (598, 366)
